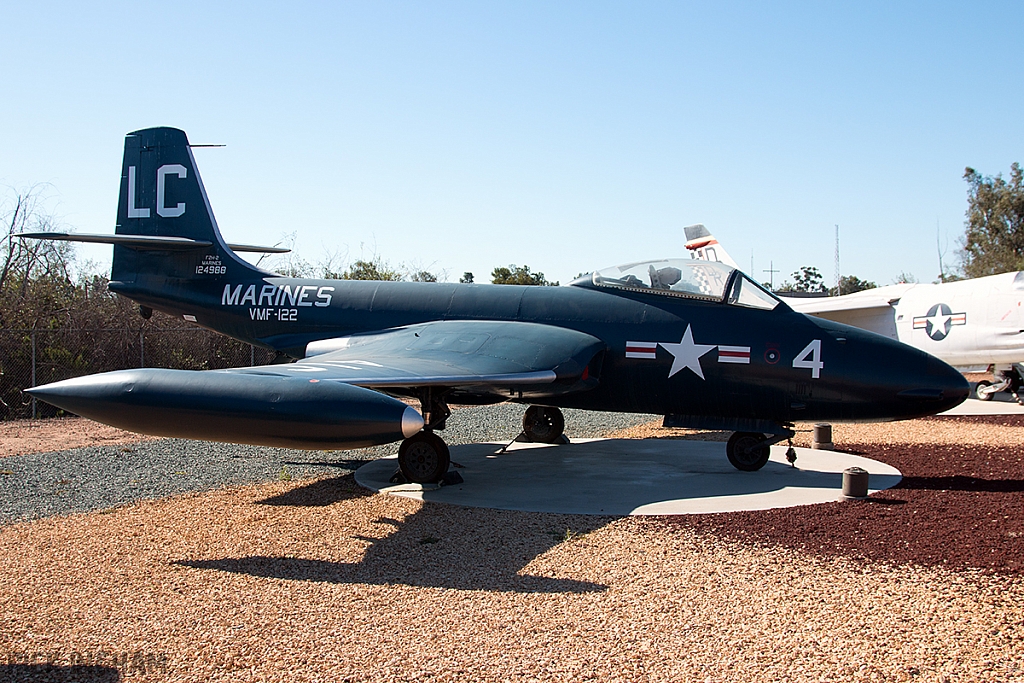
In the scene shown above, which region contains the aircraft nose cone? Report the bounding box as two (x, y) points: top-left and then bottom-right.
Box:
(894, 355), (970, 413)
(860, 341), (970, 420)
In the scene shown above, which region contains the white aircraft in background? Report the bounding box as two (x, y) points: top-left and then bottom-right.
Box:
(683, 224), (1024, 402)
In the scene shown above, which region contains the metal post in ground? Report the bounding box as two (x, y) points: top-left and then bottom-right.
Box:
(30, 330), (37, 419)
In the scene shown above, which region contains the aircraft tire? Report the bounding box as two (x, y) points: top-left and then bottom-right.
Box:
(522, 406), (566, 443)
(975, 380), (994, 401)
(398, 431), (451, 483)
(726, 432), (771, 471)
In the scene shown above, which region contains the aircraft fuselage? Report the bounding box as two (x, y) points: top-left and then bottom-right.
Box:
(111, 272), (967, 426)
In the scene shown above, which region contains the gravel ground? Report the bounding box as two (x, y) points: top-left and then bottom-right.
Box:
(0, 419), (153, 459)
(624, 416), (1024, 575)
(0, 405), (652, 525)
(1, 409), (1023, 682)
(0, 476), (1021, 682)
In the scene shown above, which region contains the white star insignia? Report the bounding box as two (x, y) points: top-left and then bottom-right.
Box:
(926, 310), (951, 334)
(659, 325), (716, 380)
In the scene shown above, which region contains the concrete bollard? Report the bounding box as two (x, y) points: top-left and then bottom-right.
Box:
(812, 423), (833, 450)
(842, 467), (869, 498)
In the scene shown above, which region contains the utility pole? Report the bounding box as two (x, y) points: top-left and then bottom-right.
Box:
(763, 261), (779, 291)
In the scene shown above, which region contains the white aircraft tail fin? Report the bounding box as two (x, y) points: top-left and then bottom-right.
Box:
(684, 224), (738, 269)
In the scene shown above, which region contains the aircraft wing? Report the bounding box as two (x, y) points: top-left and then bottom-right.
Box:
(783, 284), (914, 337)
(230, 320), (606, 399)
(786, 294), (892, 315)
(784, 283), (915, 314)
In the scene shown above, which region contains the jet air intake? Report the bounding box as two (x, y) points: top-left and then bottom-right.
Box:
(26, 369), (423, 450)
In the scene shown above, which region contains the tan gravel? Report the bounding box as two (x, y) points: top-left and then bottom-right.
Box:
(0, 417), (152, 458)
(607, 415), (1024, 449)
(0, 469), (1021, 679)
(1, 416), (1023, 681)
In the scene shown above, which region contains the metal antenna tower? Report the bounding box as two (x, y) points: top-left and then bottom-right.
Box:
(834, 224), (840, 295)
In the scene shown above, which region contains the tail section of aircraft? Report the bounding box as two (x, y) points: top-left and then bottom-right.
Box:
(111, 127), (266, 289)
(684, 224), (738, 268)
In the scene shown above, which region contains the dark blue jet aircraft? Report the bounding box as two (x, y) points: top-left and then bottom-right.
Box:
(22, 128), (969, 483)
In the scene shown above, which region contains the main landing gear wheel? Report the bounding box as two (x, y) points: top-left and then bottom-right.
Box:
(522, 406), (566, 443)
(726, 432), (771, 472)
(398, 431), (451, 484)
(975, 380), (994, 401)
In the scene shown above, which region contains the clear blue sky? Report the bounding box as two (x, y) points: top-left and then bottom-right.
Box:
(3, 1), (1022, 287)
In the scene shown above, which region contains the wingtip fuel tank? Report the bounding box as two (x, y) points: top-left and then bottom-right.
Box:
(26, 369), (423, 450)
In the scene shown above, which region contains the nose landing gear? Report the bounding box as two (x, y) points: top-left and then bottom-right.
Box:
(726, 432), (771, 471)
(522, 405), (566, 443)
(725, 428), (796, 471)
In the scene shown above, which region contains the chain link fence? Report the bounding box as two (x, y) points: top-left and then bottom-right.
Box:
(0, 328), (276, 420)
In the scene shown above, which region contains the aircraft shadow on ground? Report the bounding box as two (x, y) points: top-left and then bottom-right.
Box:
(256, 475), (375, 507)
(182, 476), (609, 594)
(279, 458), (374, 471)
(0, 664), (120, 682)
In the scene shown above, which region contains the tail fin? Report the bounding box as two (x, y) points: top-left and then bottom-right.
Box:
(111, 127), (265, 287)
(683, 224), (738, 268)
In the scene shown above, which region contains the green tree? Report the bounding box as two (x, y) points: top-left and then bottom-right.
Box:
(893, 271), (918, 284)
(961, 163), (1024, 277)
(459, 272), (474, 283)
(409, 270), (437, 282)
(775, 266), (826, 293)
(828, 275), (877, 297)
(491, 264), (557, 286)
(340, 257), (403, 281)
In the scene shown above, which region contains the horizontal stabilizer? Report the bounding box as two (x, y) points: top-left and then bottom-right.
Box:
(226, 243), (291, 254)
(15, 231), (289, 253)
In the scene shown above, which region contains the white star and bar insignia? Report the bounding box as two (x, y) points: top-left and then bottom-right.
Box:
(626, 325), (751, 380)
(912, 303), (966, 341)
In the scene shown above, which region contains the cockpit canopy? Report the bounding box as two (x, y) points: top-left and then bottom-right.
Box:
(591, 258), (780, 310)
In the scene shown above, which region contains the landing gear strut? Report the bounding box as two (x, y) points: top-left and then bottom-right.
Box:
(976, 364), (1024, 404)
(522, 406), (565, 443)
(396, 389), (453, 484)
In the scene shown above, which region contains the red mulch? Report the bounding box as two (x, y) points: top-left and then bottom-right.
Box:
(661, 416), (1024, 575)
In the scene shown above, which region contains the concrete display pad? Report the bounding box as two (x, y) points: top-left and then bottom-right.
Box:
(941, 396), (1024, 416)
(355, 438), (902, 516)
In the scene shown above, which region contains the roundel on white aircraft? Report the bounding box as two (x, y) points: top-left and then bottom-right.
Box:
(913, 303), (966, 342)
